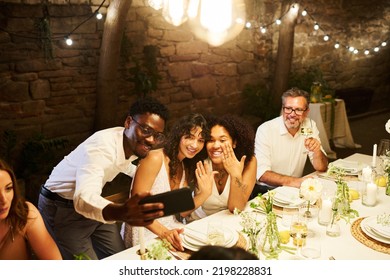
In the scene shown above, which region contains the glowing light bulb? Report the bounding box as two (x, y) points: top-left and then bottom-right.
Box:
(353, 49), (358, 54)
(275, 18), (281, 25)
(188, 0), (246, 46)
(348, 46), (354, 52)
(65, 37), (73, 46)
(334, 42), (340, 49)
(314, 23), (319, 30)
(260, 26), (267, 34)
(162, 0), (189, 26)
(374, 47), (380, 52)
(301, 9), (307, 16)
(381, 41), (387, 47)
(323, 35), (329, 41)
(245, 21), (251, 29)
(364, 49), (369, 55)
(96, 12), (103, 20)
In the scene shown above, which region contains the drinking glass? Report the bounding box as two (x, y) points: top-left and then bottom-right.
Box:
(207, 221), (225, 246)
(300, 119), (313, 154)
(377, 139), (390, 157)
(301, 236), (321, 259)
(290, 215), (308, 247)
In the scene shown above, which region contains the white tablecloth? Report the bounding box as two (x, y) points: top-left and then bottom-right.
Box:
(106, 153), (390, 260)
(309, 99), (361, 159)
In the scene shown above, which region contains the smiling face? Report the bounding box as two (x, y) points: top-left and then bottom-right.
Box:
(282, 96), (309, 132)
(206, 125), (234, 165)
(177, 126), (205, 161)
(123, 113), (166, 159)
(0, 170), (14, 221)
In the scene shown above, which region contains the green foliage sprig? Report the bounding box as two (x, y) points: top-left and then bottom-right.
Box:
(146, 239), (172, 260)
(327, 164), (359, 223)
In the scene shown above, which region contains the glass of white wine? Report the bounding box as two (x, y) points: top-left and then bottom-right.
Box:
(207, 221), (225, 246)
(290, 215), (308, 248)
(300, 119), (313, 154)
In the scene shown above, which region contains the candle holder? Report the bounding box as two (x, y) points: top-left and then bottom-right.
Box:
(136, 249), (149, 260)
(361, 182), (378, 207)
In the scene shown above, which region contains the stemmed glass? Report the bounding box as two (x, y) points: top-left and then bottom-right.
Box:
(300, 119), (313, 154)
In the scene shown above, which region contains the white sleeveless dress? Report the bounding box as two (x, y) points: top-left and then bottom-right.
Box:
(190, 158), (231, 220)
(121, 155), (185, 248)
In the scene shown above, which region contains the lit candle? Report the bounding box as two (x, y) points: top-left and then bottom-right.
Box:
(319, 198), (332, 225)
(139, 227), (145, 254)
(372, 144), (377, 167)
(365, 183), (377, 205)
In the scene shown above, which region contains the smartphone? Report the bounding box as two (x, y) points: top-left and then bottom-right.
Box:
(139, 188), (195, 217)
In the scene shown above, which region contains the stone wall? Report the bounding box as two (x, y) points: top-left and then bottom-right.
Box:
(1, 0), (389, 165)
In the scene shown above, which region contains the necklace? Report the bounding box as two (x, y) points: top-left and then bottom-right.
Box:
(216, 169), (227, 186)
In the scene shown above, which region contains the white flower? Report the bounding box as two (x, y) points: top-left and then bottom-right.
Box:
(386, 119), (390, 134)
(300, 178), (323, 202)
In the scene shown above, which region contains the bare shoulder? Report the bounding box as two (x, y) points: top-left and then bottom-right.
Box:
(139, 148), (164, 165)
(25, 201), (40, 220)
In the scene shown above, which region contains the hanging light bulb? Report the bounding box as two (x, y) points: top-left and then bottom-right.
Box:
(353, 49), (358, 54)
(260, 26), (267, 34)
(323, 35), (329, 41)
(162, 0), (189, 26)
(275, 18), (281, 25)
(348, 46), (354, 52)
(374, 47), (380, 52)
(364, 49), (370, 55)
(314, 22), (319, 30)
(188, 0), (246, 47)
(245, 21), (252, 29)
(65, 36), (73, 46)
(381, 41), (387, 47)
(334, 42), (340, 49)
(148, 0), (163, 10)
(301, 9), (307, 16)
(96, 12), (103, 20)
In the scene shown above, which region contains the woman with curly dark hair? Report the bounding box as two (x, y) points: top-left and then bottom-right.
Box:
(122, 113), (209, 251)
(190, 114), (257, 219)
(0, 159), (61, 259)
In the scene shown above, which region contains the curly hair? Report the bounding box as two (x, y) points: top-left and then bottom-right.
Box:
(0, 159), (29, 234)
(206, 114), (255, 166)
(163, 113), (210, 189)
(128, 96), (169, 122)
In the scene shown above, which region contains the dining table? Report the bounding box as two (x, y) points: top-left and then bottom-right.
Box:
(105, 153), (390, 260)
(309, 99), (361, 159)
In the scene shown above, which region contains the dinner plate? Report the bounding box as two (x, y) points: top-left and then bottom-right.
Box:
(182, 227), (238, 251)
(363, 215), (390, 238)
(330, 159), (362, 175)
(360, 216), (390, 245)
(269, 187), (314, 209)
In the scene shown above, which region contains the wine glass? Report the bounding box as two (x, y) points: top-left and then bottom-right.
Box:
(300, 119), (313, 154)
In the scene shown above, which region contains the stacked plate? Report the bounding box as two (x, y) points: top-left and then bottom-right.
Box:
(330, 159), (362, 175)
(360, 215), (390, 244)
(271, 186), (314, 209)
(181, 227), (239, 251)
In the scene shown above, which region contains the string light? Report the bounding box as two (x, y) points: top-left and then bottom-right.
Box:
(244, 3), (388, 57)
(96, 12), (103, 20)
(65, 36), (73, 46)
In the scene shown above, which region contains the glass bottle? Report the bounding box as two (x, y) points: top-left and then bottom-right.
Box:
(310, 82), (322, 103)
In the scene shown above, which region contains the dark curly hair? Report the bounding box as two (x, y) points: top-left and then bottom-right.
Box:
(163, 113), (210, 189)
(206, 114), (255, 166)
(128, 96), (169, 122)
(0, 159), (29, 234)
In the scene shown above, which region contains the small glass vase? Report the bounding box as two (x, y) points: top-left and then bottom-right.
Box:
(247, 234), (259, 257)
(258, 212), (280, 258)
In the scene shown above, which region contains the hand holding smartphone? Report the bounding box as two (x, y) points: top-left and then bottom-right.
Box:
(139, 188), (195, 217)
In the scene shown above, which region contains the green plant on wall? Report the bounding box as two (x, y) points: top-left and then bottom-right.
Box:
(242, 84), (279, 123)
(35, 3), (53, 61)
(121, 34), (160, 98)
